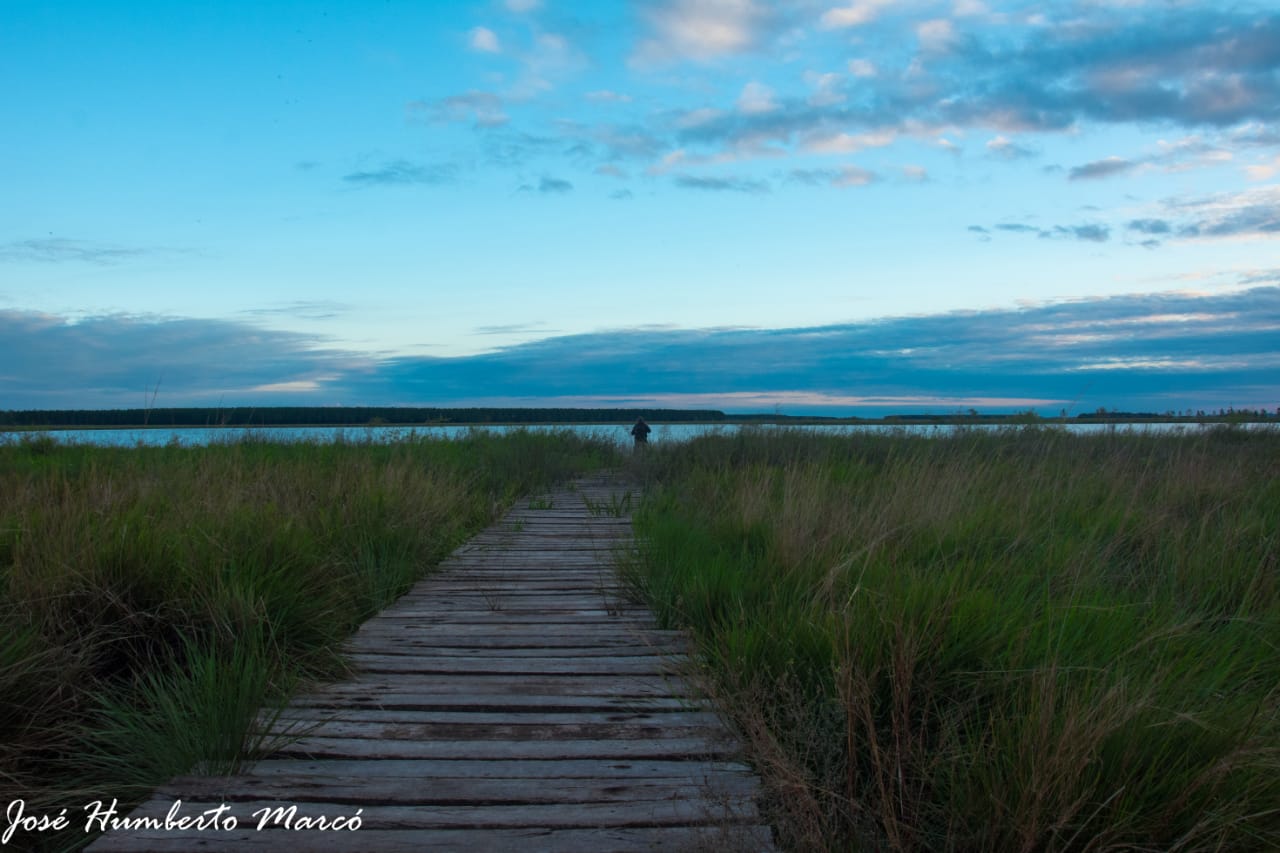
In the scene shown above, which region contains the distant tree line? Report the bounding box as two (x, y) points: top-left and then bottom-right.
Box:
(0, 407), (730, 428)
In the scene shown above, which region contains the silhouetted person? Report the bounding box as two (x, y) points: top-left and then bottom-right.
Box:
(630, 417), (651, 449)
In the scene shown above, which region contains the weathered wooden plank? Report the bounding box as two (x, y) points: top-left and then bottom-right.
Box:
(292, 679), (685, 703)
(238, 758), (762, 780)
(154, 774), (761, 805)
(341, 642), (689, 658)
(269, 735), (739, 761)
(378, 596), (641, 612)
(112, 797), (761, 829)
(260, 718), (729, 743)
(365, 612), (656, 624)
(286, 692), (697, 712)
(343, 653), (679, 675)
(89, 824), (776, 853)
(343, 634), (685, 652)
(267, 708), (724, 728)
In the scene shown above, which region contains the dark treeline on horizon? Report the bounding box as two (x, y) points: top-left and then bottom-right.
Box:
(0, 406), (731, 428)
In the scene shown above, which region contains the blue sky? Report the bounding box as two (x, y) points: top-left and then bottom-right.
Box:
(2, 0), (1277, 414)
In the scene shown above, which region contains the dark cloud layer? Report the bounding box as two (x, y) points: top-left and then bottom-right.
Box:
(0, 312), (356, 409)
(3, 288), (1277, 414)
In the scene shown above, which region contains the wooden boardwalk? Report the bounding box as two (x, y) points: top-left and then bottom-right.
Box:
(89, 474), (776, 852)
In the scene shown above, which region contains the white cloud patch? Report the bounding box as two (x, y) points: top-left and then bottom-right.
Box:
(847, 58), (877, 78)
(737, 81), (777, 114)
(805, 71), (846, 106)
(634, 0), (771, 63)
(802, 130), (896, 154)
(986, 135), (1037, 160)
(916, 18), (957, 52)
(468, 26), (501, 53)
(820, 0), (893, 30)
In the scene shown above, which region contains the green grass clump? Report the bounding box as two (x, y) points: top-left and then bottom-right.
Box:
(623, 426), (1280, 851)
(0, 428), (617, 849)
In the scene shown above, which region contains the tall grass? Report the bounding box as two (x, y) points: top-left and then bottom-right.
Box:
(623, 426), (1280, 851)
(0, 428), (618, 850)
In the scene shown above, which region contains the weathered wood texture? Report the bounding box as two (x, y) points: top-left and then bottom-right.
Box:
(88, 474), (776, 852)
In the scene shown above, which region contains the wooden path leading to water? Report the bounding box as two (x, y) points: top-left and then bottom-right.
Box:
(89, 474), (776, 852)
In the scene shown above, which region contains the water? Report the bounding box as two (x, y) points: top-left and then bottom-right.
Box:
(0, 421), (1230, 448)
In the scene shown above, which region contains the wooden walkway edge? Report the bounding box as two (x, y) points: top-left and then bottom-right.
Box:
(88, 474), (777, 852)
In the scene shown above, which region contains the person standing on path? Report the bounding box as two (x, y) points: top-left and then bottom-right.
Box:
(630, 416), (651, 449)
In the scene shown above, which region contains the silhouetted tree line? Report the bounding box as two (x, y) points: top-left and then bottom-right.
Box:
(0, 407), (729, 428)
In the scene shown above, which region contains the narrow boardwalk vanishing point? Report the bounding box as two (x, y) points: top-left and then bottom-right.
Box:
(89, 474), (776, 852)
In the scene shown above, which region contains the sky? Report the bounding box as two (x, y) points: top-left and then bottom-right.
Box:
(2, 0), (1278, 415)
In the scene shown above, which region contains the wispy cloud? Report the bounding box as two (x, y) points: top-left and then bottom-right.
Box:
(342, 160), (457, 186)
(409, 91), (508, 127)
(1069, 156), (1136, 181)
(1166, 185), (1280, 240)
(0, 238), (152, 265)
(981, 221), (1111, 242)
(986, 135), (1038, 160)
(468, 26), (501, 53)
(238, 301), (353, 322)
(673, 173), (770, 193)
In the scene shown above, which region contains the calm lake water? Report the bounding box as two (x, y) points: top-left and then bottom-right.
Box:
(1, 421), (1235, 448)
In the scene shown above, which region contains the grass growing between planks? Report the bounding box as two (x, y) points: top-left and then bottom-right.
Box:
(0, 428), (619, 850)
(622, 426), (1280, 852)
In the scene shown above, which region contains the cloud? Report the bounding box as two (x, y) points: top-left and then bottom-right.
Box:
(847, 58), (877, 78)
(673, 174), (770, 193)
(1059, 224), (1110, 242)
(820, 1), (893, 30)
(1069, 156), (1136, 180)
(1167, 185), (1280, 240)
(4, 288), (1277, 413)
(505, 0), (541, 12)
(986, 135), (1037, 160)
(369, 285), (1280, 414)
(472, 322), (555, 336)
(239, 301), (353, 322)
(468, 26), (501, 53)
(916, 18), (957, 52)
(0, 311), (360, 409)
(984, 221), (1111, 242)
(414, 5), (1278, 202)
(585, 90), (632, 103)
(537, 176), (574, 193)
(0, 238), (151, 265)
(737, 81), (777, 114)
(342, 160), (457, 186)
(410, 91), (508, 127)
(787, 166), (879, 188)
(1127, 218), (1172, 235)
(632, 0), (779, 64)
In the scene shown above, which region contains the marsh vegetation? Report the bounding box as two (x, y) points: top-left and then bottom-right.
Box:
(622, 426), (1279, 851)
(0, 429), (619, 850)
(4, 426), (1276, 851)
